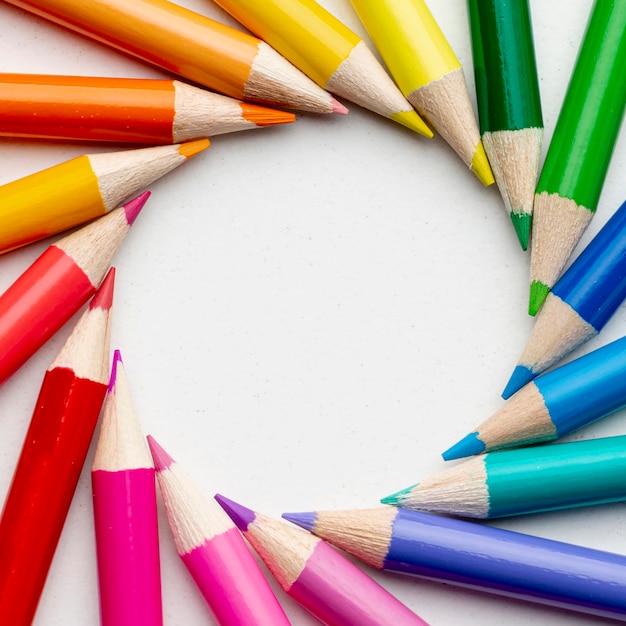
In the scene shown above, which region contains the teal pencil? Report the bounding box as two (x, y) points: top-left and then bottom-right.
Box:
(383, 435), (626, 518)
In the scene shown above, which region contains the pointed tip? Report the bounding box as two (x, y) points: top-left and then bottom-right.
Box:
(380, 483), (418, 506)
(442, 432), (485, 461)
(502, 365), (534, 399)
(239, 102), (296, 126)
(90, 267), (116, 311)
(331, 97), (349, 115)
(528, 281), (550, 316)
(146, 435), (176, 472)
(123, 190), (150, 226)
(214, 494), (255, 531)
(108, 349), (123, 392)
(177, 138), (210, 159)
(390, 109), (433, 138)
(471, 141), (495, 187)
(281, 511), (316, 532)
(510, 212), (531, 251)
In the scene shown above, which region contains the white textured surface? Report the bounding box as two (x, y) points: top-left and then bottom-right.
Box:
(1, 1), (625, 624)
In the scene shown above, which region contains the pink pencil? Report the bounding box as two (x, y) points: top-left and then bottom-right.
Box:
(214, 495), (431, 626)
(147, 436), (291, 626)
(92, 351), (162, 626)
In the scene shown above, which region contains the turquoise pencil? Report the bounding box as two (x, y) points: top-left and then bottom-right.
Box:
(384, 435), (626, 518)
(443, 334), (626, 460)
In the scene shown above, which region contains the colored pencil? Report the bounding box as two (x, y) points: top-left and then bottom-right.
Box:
(215, 495), (431, 626)
(467, 0), (542, 249)
(443, 334), (626, 461)
(0, 192), (148, 389)
(348, 0), (494, 186)
(147, 438), (291, 625)
(284, 506), (626, 621)
(0, 140), (206, 254)
(0, 73), (295, 144)
(529, 0), (626, 315)
(0, 270), (114, 626)
(92, 351), (162, 626)
(4, 0), (344, 115)
(384, 435), (626, 518)
(502, 197), (626, 399)
(208, 0), (431, 136)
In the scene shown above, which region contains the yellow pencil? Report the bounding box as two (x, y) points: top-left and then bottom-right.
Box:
(209, 0), (432, 136)
(349, 0), (494, 185)
(0, 140), (209, 254)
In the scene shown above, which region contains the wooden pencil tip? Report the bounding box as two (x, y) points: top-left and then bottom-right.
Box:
(239, 102), (296, 126)
(178, 138), (211, 159)
(282, 511), (315, 532)
(471, 142), (495, 186)
(510, 212), (531, 251)
(214, 494), (255, 531)
(123, 191), (151, 226)
(108, 349), (123, 392)
(380, 484), (417, 506)
(501, 365), (534, 400)
(90, 267), (116, 311)
(442, 432), (485, 461)
(528, 281), (550, 316)
(146, 435), (175, 472)
(331, 97), (349, 115)
(390, 110), (433, 138)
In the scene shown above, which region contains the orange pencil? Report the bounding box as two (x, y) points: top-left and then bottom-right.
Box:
(0, 74), (295, 143)
(3, 0), (344, 114)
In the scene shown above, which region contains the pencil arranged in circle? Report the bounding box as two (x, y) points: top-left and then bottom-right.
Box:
(502, 197), (626, 399)
(0, 270), (114, 626)
(349, 0), (494, 186)
(384, 435), (626, 519)
(529, 0), (626, 315)
(208, 0), (431, 136)
(0, 139), (207, 254)
(147, 438), (291, 626)
(0, 73), (295, 144)
(284, 506), (626, 622)
(0, 192), (148, 389)
(92, 351), (163, 626)
(443, 334), (626, 460)
(216, 495), (431, 626)
(467, 0), (543, 249)
(4, 0), (342, 115)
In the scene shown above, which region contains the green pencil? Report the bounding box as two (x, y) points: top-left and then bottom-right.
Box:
(529, 0), (626, 315)
(382, 435), (626, 519)
(467, 0), (543, 251)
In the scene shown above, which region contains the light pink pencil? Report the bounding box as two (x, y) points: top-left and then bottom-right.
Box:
(215, 495), (431, 626)
(147, 436), (291, 626)
(92, 351), (163, 626)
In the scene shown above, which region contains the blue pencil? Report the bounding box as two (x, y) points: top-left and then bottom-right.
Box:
(283, 506), (626, 622)
(503, 198), (626, 399)
(443, 333), (626, 459)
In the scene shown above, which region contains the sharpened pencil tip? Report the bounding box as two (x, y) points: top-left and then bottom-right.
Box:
(331, 97), (349, 115)
(122, 191), (150, 226)
(90, 267), (116, 311)
(390, 110), (433, 138)
(282, 511), (316, 532)
(529, 281), (550, 316)
(214, 494), (255, 531)
(442, 432), (485, 461)
(178, 138), (210, 159)
(380, 483), (418, 506)
(510, 212), (531, 251)
(502, 365), (534, 399)
(239, 102), (296, 126)
(146, 435), (175, 472)
(108, 349), (123, 392)
(471, 141), (495, 187)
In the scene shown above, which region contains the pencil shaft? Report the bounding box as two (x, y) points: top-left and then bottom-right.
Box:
(535, 0), (626, 209)
(467, 0), (542, 133)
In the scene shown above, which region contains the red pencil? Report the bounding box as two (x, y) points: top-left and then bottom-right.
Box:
(92, 351), (163, 626)
(0, 191), (148, 388)
(0, 269), (114, 626)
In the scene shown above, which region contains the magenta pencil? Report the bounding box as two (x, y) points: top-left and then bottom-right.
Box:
(92, 351), (162, 626)
(215, 495), (431, 626)
(147, 437), (291, 625)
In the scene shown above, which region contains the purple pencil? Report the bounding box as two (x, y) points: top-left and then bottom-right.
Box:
(283, 506), (626, 622)
(215, 495), (431, 626)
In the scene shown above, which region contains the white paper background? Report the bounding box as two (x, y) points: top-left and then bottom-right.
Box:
(1, 0), (625, 624)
